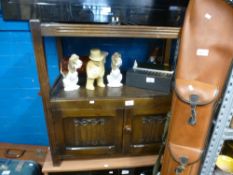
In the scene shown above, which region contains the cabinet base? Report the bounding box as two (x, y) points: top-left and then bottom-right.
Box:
(43, 150), (158, 171)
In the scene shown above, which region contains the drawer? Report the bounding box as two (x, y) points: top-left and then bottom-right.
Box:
(51, 99), (124, 117)
(132, 97), (171, 115)
(51, 96), (171, 117)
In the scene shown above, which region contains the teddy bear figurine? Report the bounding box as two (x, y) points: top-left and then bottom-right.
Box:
(107, 52), (123, 87)
(60, 54), (83, 91)
(86, 49), (108, 90)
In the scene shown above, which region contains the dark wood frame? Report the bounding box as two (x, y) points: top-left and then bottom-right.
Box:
(30, 19), (180, 166)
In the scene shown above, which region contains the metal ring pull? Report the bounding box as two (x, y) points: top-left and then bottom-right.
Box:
(175, 156), (189, 174)
(188, 95), (199, 126)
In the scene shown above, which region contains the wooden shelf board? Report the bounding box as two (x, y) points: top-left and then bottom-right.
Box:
(41, 23), (180, 38)
(50, 76), (170, 102)
(43, 150), (157, 173)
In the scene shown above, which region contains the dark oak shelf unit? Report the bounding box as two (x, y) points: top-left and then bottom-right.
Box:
(30, 19), (179, 167)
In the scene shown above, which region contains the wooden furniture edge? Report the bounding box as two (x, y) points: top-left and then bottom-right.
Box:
(0, 143), (48, 165)
(30, 19), (173, 166)
(42, 150), (157, 173)
(40, 23), (180, 38)
(30, 19), (60, 164)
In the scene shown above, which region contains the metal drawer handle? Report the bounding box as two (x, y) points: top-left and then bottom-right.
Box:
(188, 94), (199, 126)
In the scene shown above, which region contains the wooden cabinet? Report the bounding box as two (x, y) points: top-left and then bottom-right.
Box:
(123, 108), (166, 155)
(30, 20), (179, 165)
(52, 101), (124, 158)
(49, 78), (170, 162)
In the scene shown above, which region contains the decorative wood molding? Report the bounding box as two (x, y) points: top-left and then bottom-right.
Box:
(43, 150), (158, 173)
(41, 23), (180, 39)
(74, 118), (105, 126)
(142, 115), (165, 124)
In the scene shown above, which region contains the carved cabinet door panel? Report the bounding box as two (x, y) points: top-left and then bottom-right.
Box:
(52, 106), (124, 159)
(122, 98), (170, 155)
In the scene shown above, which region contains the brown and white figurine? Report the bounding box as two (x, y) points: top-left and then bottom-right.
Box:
(60, 54), (83, 91)
(107, 52), (123, 87)
(86, 49), (108, 90)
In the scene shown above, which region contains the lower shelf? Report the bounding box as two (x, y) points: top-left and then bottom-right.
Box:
(42, 149), (157, 174)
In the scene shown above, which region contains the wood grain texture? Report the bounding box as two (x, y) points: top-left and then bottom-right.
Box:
(51, 76), (169, 101)
(52, 108), (124, 158)
(123, 103), (168, 155)
(56, 38), (63, 71)
(32, 20), (173, 165)
(30, 19), (60, 165)
(43, 150), (157, 173)
(41, 23), (180, 38)
(50, 77), (171, 159)
(164, 39), (172, 66)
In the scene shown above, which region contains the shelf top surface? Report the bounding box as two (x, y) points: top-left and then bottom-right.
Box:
(51, 77), (170, 102)
(37, 21), (180, 38)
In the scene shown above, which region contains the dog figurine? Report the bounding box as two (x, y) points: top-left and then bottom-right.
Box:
(107, 52), (123, 87)
(60, 54), (83, 91)
(86, 49), (108, 90)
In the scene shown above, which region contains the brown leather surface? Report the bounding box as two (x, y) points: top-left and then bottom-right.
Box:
(176, 0), (233, 90)
(168, 143), (202, 164)
(161, 0), (233, 174)
(175, 79), (218, 105)
(0, 143), (48, 165)
(162, 146), (201, 175)
(169, 94), (215, 149)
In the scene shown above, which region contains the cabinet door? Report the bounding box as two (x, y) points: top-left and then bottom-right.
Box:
(52, 107), (124, 159)
(122, 98), (170, 155)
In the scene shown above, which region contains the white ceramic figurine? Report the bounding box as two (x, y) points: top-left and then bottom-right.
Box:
(60, 54), (83, 91)
(86, 49), (108, 90)
(107, 52), (123, 87)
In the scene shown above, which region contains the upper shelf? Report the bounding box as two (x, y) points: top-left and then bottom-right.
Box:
(40, 23), (180, 38)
